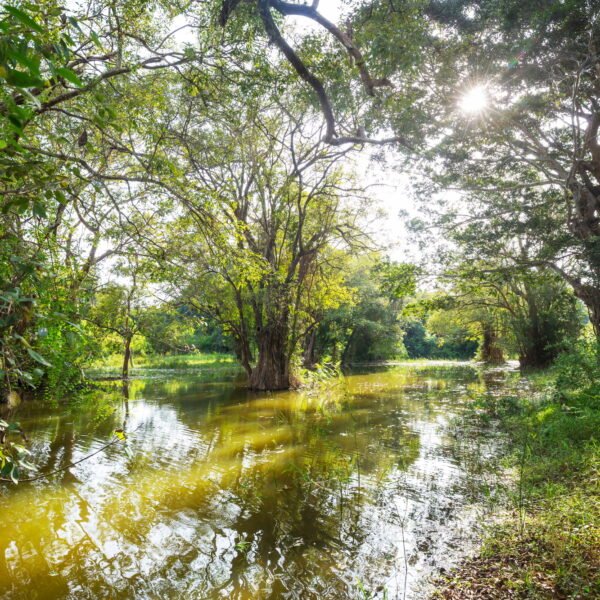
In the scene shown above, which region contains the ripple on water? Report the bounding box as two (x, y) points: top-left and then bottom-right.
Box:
(0, 364), (520, 599)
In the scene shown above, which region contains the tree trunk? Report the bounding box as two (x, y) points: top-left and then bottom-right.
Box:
(122, 335), (132, 380)
(573, 283), (600, 338)
(518, 333), (553, 369)
(340, 329), (355, 366)
(518, 284), (552, 368)
(249, 325), (290, 391)
(479, 323), (504, 363)
(302, 329), (317, 369)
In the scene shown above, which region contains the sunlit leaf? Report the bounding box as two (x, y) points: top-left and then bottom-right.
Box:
(26, 348), (52, 366)
(5, 69), (44, 88)
(55, 67), (83, 87)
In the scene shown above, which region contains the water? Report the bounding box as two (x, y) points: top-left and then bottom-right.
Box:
(0, 364), (520, 599)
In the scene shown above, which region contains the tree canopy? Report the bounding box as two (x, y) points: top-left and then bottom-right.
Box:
(1, 0), (598, 394)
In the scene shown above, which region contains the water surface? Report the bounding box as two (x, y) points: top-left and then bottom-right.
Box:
(0, 364), (519, 599)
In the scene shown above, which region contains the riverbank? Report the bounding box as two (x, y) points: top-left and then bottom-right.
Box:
(431, 345), (600, 599)
(86, 352), (239, 378)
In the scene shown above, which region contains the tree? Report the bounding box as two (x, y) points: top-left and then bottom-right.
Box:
(0, 1), (202, 394)
(216, 0), (424, 146)
(87, 256), (151, 379)
(434, 258), (583, 368)
(312, 257), (417, 365)
(162, 105), (367, 390)
(402, 0), (600, 334)
(137, 307), (197, 355)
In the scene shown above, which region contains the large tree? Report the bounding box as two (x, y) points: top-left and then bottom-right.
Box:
(161, 102), (368, 390)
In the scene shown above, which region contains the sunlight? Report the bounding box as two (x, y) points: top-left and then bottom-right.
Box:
(459, 85), (489, 115)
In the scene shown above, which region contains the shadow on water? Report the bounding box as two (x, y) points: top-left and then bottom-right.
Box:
(0, 363), (522, 599)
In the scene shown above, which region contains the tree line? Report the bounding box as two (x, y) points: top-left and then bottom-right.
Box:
(1, 0), (598, 395)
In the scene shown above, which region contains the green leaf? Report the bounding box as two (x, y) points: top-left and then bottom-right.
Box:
(26, 348), (51, 367)
(12, 444), (30, 455)
(32, 201), (47, 218)
(55, 67), (83, 87)
(3, 5), (44, 33)
(10, 48), (41, 76)
(5, 69), (44, 88)
(0, 140), (7, 149)
(54, 189), (67, 204)
(90, 31), (101, 47)
(1, 459), (12, 476)
(67, 16), (82, 32)
(10, 464), (19, 484)
(114, 429), (127, 441)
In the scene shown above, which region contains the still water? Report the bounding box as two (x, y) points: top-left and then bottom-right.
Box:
(0, 364), (520, 599)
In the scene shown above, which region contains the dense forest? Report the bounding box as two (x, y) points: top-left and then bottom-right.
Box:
(0, 1), (599, 598)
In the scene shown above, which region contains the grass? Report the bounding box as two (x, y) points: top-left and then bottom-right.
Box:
(432, 355), (600, 599)
(87, 352), (239, 376)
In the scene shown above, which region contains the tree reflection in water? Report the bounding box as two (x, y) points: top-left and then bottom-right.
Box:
(0, 364), (517, 599)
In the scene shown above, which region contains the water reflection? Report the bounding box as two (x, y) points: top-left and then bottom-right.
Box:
(0, 365), (520, 599)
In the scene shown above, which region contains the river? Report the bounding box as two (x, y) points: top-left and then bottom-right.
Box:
(0, 363), (522, 599)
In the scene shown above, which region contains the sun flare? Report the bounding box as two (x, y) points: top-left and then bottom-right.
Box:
(459, 85), (489, 115)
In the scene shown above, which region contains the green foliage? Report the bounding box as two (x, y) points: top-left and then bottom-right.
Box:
(313, 256), (415, 364)
(439, 342), (600, 598)
(137, 307), (197, 355)
(553, 335), (600, 396)
(0, 419), (35, 483)
(403, 314), (478, 360)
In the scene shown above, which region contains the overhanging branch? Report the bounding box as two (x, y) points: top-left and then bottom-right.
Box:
(223, 0), (410, 148)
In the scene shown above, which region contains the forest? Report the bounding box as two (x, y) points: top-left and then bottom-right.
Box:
(0, 1), (598, 599)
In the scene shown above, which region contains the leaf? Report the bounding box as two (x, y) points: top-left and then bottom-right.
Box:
(0, 419), (8, 428)
(67, 16), (82, 32)
(18, 459), (36, 472)
(32, 201), (47, 218)
(10, 48), (41, 76)
(20, 87), (42, 108)
(0, 140), (7, 149)
(5, 69), (44, 88)
(90, 31), (101, 47)
(114, 429), (126, 441)
(26, 348), (52, 367)
(0, 459), (12, 476)
(10, 464), (19, 484)
(12, 444), (30, 455)
(55, 67), (83, 87)
(3, 5), (44, 33)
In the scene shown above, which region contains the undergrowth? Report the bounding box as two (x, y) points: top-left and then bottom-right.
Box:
(432, 339), (600, 599)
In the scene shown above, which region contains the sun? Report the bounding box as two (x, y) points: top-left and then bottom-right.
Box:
(458, 85), (489, 115)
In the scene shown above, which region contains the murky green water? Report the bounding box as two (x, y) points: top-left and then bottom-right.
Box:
(0, 364), (520, 599)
